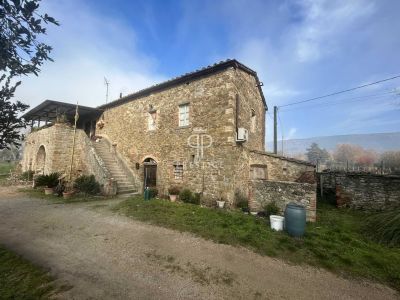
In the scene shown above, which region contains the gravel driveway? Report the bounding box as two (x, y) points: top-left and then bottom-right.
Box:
(0, 186), (397, 299)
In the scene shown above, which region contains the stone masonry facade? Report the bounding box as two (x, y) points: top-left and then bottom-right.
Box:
(22, 59), (316, 217)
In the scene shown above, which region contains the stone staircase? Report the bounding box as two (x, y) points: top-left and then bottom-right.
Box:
(92, 139), (138, 195)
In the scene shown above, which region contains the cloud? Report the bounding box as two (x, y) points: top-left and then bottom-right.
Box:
(14, 0), (165, 109)
(287, 128), (298, 140)
(293, 0), (375, 62)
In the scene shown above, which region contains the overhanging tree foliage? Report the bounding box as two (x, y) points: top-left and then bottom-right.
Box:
(0, 0), (58, 149)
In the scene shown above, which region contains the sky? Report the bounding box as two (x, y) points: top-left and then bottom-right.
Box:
(14, 0), (400, 144)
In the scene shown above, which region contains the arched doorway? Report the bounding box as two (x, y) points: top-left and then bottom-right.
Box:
(36, 146), (46, 174)
(143, 157), (157, 189)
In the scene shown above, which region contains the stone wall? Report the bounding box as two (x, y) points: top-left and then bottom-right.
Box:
(249, 150), (315, 182)
(22, 64), (316, 206)
(249, 179), (317, 222)
(318, 172), (400, 210)
(21, 123), (115, 194)
(96, 67), (268, 204)
(22, 123), (85, 176)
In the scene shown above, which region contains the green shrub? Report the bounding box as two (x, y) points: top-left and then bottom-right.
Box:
(192, 192), (201, 205)
(234, 190), (248, 209)
(20, 170), (34, 181)
(34, 172), (60, 188)
(168, 186), (180, 195)
(264, 201), (280, 216)
(148, 187), (158, 198)
(179, 188), (200, 205)
(74, 175), (100, 195)
(179, 188), (193, 203)
(363, 209), (400, 247)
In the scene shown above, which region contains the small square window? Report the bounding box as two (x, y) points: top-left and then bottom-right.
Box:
(179, 104), (189, 127)
(174, 164), (183, 180)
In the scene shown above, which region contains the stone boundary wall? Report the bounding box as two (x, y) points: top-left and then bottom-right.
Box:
(249, 179), (317, 222)
(249, 150), (315, 182)
(318, 172), (400, 210)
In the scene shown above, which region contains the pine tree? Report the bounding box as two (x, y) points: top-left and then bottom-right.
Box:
(306, 143), (330, 164)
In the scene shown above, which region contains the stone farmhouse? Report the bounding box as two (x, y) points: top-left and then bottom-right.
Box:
(21, 59), (317, 220)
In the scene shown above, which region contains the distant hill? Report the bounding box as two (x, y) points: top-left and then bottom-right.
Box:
(267, 132), (400, 155)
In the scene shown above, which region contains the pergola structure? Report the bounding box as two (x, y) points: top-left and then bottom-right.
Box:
(22, 100), (103, 128)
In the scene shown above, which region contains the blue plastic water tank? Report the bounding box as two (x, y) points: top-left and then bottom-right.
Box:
(284, 202), (306, 237)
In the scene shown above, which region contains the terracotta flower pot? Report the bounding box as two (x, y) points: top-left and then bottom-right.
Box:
(44, 187), (54, 195)
(169, 194), (177, 202)
(63, 191), (74, 199)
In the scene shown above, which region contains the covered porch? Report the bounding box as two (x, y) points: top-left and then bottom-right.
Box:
(22, 100), (103, 137)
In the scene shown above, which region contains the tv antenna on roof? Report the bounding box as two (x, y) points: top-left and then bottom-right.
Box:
(104, 77), (110, 104)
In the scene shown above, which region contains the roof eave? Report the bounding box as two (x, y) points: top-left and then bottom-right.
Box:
(98, 59), (268, 110)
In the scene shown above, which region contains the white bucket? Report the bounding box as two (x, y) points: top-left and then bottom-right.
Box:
(216, 201), (225, 208)
(270, 215), (284, 231)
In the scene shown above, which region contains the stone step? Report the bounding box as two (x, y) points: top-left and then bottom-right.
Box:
(102, 162), (120, 166)
(117, 181), (134, 188)
(112, 178), (130, 182)
(93, 146), (110, 151)
(117, 191), (140, 197)
(101, 157), (117, 161)
(108, 169), (126, 174)
(92, 140), (139, 194)
(104, 163), (121, 167)
(118, 187), (138, 194)
(108, 170), (128, 179)
(104, 165), (122, 170)
(96, 153), (114, 157)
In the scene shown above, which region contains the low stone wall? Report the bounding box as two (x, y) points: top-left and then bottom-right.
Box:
(249, 150), (315, 182)
(319, 172), (400, 210)
(249, 179), (317, 222)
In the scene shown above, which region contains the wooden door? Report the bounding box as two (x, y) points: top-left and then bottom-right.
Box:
(144, 164), (157, 188)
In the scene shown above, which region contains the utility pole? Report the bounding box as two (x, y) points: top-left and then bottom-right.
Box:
(104, 77), (110, 104)
(273, 106), (278, 154)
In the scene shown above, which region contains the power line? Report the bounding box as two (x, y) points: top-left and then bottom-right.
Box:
(279, 91), (397, 112)
(278, 75), (400, 108)
(266, 111), (274, 121)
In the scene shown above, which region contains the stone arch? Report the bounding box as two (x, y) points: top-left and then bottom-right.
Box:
(36, 145), (46, 174)
(141, 155), (159, 165)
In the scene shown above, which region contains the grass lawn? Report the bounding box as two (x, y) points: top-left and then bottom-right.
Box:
(19, 187), (116, 204)
(0, 246), (56, 299)
(0, 162), (15, 184)
(113, 197), (400, 292)
(0, 161), (15, 174)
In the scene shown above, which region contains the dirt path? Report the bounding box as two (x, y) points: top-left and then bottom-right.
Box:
(0, 186), (397, 300)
